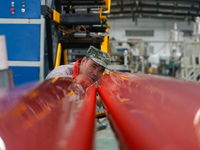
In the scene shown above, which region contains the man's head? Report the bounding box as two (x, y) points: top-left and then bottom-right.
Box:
(79, 46), (111, 82)
(86, 46), (110, 69)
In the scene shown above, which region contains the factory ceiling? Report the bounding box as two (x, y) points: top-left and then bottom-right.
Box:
(108, 0), (200, 22)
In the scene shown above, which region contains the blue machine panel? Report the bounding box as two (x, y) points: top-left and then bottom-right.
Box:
(0, 0), (41, 19)
(10, 66), (39, 86)
(0, 24), (40, 61)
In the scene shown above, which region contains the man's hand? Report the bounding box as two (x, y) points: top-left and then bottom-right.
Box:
(73, 74), (94, 91)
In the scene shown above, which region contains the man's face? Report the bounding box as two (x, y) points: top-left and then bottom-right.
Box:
(79, 57), (105, 82)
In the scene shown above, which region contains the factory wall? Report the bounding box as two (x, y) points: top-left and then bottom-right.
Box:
(108, 18), (194, 66)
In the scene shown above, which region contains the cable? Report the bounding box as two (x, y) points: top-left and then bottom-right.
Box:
(58, 25), (87, 36)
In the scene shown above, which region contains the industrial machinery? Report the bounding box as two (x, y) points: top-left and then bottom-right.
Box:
(0, 0), (111, 86)
(0, 0), (45, 86)
(156, 20), (200, 82)
(42, 0), (111, 72)
(109, 41), (132, 72)
(108, 20), (200, 84)
(109, 39), (152, 74)
(157, 23), (183, 77)
(156, 19), (200, 82)
(180, 17), (200, 83)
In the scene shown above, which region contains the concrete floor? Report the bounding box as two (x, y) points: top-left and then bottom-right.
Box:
(95, 118), (119, 150)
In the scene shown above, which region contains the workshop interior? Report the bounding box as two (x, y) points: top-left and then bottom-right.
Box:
(1, 0), (200, 150)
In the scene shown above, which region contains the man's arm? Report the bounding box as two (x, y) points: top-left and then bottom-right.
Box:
(46, 63), (75, 79)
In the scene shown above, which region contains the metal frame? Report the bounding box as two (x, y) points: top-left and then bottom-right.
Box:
(0, 16), (45, 81)
(109, 0), (200, 21)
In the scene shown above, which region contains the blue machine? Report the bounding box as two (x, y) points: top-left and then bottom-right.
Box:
(0, 0), (40, 18)
(0, 24), (40, 61)
(10, 66), (39, 85)
(0, 0), (43, 86)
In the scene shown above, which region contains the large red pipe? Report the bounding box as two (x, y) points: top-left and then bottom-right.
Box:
(0, 77), (96, 150)
(66, 85), (96, 150)
(97, 72), (200, 150)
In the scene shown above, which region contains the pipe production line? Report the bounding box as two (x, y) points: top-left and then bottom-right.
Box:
(0, 0), (110, 85)
(2, 31), (200, 149)
(43, 0), (111, 71)
(1, 0), (200, 150)
(1, 72), (200, 149)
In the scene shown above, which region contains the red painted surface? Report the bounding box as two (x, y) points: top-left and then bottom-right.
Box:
(66, 85), (96, 150)
(0, 77), (95, 150)
(97, 72), (200, 150)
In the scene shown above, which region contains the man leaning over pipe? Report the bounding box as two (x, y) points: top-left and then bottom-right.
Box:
(46, 45), (110, 91)
(46, 46), (110, 118)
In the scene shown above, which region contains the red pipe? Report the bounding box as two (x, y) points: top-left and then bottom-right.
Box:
(97, 72), (200, 150)
(66, 85), (96, 150)
(0, 77), (96, 150)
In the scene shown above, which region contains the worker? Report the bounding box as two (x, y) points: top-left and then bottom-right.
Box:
(46, 45), (111, 91)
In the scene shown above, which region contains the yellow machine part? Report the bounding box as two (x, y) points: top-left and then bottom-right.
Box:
(63, 49), (68, 65)
(54, 43), (62, 69)
(101, 35), (110, 54)
(53, 10), (60, 23)
(103, 0), (111, 13)
(99, 8), (107, 24)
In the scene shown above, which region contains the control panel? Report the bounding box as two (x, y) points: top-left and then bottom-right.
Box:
(0, 0), (41, 19)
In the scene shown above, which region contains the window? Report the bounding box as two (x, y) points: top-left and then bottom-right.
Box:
(126, 30), (154, 37)
(181, 30), (193, 37)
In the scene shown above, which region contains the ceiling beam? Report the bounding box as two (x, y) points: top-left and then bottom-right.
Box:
(110, 10), (197, 17)
(111, 0), (200, 3)
(111, 3), (200, 12)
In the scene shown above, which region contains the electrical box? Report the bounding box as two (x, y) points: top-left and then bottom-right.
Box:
(0, 0), (41, 18)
